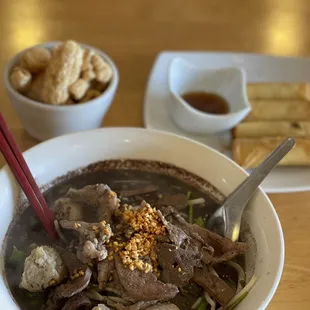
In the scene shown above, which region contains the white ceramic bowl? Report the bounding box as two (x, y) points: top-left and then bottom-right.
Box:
(0, 128), (284, 309)
(168, 58), (251, 134)
(3, 42), (119, 141)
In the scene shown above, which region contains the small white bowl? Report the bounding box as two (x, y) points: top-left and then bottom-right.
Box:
(168, 58), (251, 134)
(0, 128), (284, 309)
(3, 42), (119, 141)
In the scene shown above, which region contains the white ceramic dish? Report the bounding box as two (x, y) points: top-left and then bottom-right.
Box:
(3, 42), (119, 141)
(0, 128), (284, 309)
(144, 51), (310, 193)
(168, 58), (251, 134)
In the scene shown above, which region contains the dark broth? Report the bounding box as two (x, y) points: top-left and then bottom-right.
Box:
(4, 164), (242, 310)
(182, 91), (229, 115)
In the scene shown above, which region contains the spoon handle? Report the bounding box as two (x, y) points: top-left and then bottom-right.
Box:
(223, 137), (295, 238)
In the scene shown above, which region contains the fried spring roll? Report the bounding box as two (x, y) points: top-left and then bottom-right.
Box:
(233, 137), (310, 168)
(234, 121), (310, 138)
(244, 100), (310, 121)
(247, 83), (310, 100)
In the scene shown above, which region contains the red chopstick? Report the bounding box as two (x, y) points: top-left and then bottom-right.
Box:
(0, 113), (57, 239)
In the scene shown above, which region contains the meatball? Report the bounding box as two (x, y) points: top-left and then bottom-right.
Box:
(20, 246), (67, 292)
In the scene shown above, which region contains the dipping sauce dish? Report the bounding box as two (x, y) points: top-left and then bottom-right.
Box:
(168, 58), (251, 134)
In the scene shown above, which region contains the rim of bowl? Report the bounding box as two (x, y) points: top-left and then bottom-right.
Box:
(168, 57), (251, 119)
(0, 127), (284, 309)
(3, 41), (119, 111)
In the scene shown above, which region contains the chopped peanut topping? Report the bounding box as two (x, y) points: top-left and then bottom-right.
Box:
(79, 270), (85, 276)
(104, 228), (111, 236)
(70, 268), (85, 280)
(49, 279), (57, 286)
(74, 222), (81, 229)
(109, 202), (167, 273)
(109, 191), (117, 199)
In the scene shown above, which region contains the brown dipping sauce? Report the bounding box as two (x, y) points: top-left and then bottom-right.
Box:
(182, 91), (229, 115)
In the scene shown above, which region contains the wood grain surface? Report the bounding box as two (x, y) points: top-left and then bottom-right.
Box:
(1, 1), (310, 308)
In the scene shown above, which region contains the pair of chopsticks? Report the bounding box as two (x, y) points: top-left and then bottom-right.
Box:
(0, 113), (57, 239)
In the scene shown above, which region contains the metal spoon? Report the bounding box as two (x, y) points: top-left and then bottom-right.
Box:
(206, 137), (295, 241)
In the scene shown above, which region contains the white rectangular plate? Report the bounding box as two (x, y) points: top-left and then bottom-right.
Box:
(143, 51), (310, 193)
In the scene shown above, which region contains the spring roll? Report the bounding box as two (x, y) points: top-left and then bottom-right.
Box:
(244, 100), (310, 121)
(247, 83), (310, 100)
(234, 121), (310, 138)
(233, 137), (310, 168)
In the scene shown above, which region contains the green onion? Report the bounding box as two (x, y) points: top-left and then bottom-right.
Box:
(187, 191), (193, 223)
(195, 216), (204, 227)
(191, 297), (202, 309)
(188, 198), (205, 205)
(219, 275), (257, 310)
(20, 291), (43, 307)
(197, 298), (208, 310)
(189, 204), (193, 224)
(225, 292), (249, 310)
(226, 261), (246, 293)
(187, 191), (192, 199)
(25, 292), (39, 298)
(8, 246), (25, 264)
(204, 291), (216, 310)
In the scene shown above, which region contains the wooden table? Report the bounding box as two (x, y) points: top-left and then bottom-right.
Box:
(1, 1), (310, 308)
